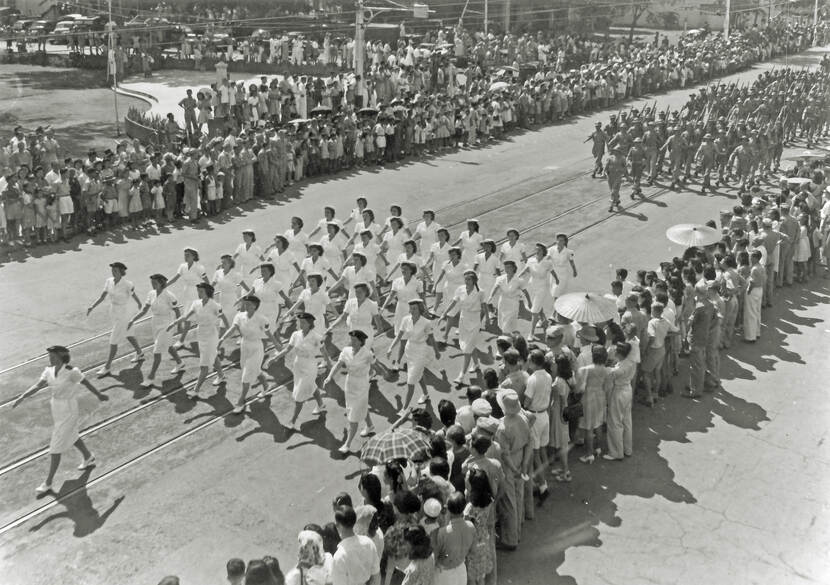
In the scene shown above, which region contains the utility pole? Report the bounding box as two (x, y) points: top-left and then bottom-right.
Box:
(484, 0), (488, 36)
(504, 0), (511, 33)
(108, 0), (120, 136)
(813, 0), (820, 46)
(723, 0), (730, 39)
(355, 0), (365, 108)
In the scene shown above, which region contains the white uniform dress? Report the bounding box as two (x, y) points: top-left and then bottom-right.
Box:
(500, 240), (527, 272)
(415, 220), (442, 254)
(459, 231), (483, 268)
(104, 276), (136, 345)
(342, 265), (376, 298)
(147, 288), (179, 353)
(189, 299), (223, 366)
(453, 286), (485, 352)
(321, 232), (348, 274)
(300, 256), (333, 286)
(288, 329), (323, 402)
(341, 344), (374, 423)
(439, 259), (466, 313)
(382, 230), (408, 275)
(233, 311), (270, 384)
(548, 246), (575, 298)
(343, 297), (378, 346)
(252, 276), (286, 330)
(42, 365), (85, 454)
(493, 274), (527, 334)
(400, 314), (435, 385)
(234, 242), (263, 277)
(429, 241), (451, 279)
(213, 268), (244, 322)
(284, 228), (309, 266)
(474, 252), (500, 299)
(353, 240), (382, 279)
(298, 287), (330, 328)
(176, 262), (207, 312)
(266, 248), (299, 288)
(391, 276), (423, 334)
(525, 256), (555, 315)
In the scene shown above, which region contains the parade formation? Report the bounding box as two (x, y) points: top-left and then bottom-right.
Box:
(3, 10), (830, 585)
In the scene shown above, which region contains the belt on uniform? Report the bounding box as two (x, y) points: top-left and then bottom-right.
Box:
(528, 408), (549, 414)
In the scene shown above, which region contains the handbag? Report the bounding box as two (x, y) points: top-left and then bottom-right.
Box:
(562, 379), (583, 423)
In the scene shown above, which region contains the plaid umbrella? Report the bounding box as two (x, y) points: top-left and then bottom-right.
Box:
(361, 428), (431, 466)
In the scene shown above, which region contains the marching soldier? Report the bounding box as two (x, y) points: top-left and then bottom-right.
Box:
(627, 137), (646, 199)
(661, 127), (687, 190)
(643, 121), (660, 185)
(694, 133), (717, 194)
(605, 146), (626, 212)
(727, 135), (753, 194)
(585, 122), (608, 178)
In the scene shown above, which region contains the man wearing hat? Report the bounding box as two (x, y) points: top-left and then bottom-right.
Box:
(777, 203), (799, 286)
(585, 121), (607, 178)
(626, 136), (646, 198)
(694, 133), (718, 194)
(605, 146), (626, 212)
(494, 389), (531, 550)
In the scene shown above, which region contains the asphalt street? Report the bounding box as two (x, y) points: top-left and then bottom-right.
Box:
(0, 47), (828, 585)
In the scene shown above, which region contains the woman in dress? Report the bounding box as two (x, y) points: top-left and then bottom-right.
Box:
(387, 299), (442, 414)
(473, 239), (500, 315)
(269, 312), (329, 430)
(575, 344), (610, 463)
(296, 243), (338, 288)
(487, 259), (530, 336)
(464, 468), (495, 585)
(251, 263), (291, 333)
(86, 261), (144, 377)
(382, 262), (425, 368)
(425, 227), (451, 287)
(386, 238), (424, 283)
(264, 235), (301, 289)
(320, 222), (349, 276)
(326, 282), (382, 351)
(380, 204), (410, 238)
(548, 233), (578, 298)
(431, 246), (465, 314)
(231, 229), (264, 278)
(284, 530), (333, 585)
(453, 219), (483, 268)
(13, 345), (108, 495)
(308, 205), (345, 240)
(548, 353), (574, 482)
(519, 243), (558, 338)
(165, 247), (208, 348)
(347, 208), (382, 245)
(284, 216), (310, 273)
(128, 274), (184, 388)
(412, 210), (442, 266)
(324, 329), (379, 452)
(794, 213), (812, 282)
(168, 283), (228, 398)
(440, 271), (489, 384)
(218, 295), (280, 414)
(330, 252), (377, 301)
(351, 228), (387, 284)
(401, 525), (435, 585)
(285, 273), (331, 330)
(342, 196), (368, 232)
(212, 254), (245, 324)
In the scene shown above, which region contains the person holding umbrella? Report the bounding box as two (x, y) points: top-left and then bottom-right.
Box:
(13, 345), (108, 495)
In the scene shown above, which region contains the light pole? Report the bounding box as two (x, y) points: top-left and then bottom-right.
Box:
(108, 0), (120, 136)
(724, 0), (731, 39)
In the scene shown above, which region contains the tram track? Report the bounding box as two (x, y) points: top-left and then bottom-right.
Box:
(0, 170), (691, 536)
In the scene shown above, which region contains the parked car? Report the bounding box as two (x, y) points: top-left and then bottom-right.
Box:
(50, 20), (76, 44)
(12, 19), (34, 33)
(28, 20), (56, 38)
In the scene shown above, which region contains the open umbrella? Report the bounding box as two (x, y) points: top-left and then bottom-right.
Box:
(310, 105), (332, 115)
(197, 87), (213, 99)
(359, 107), (379, 116)
(361, 427), (430, 465)
(489, 81), (509, 92)
(785, 149), (829, 161)
(665, 223), (721, 248)
(554, 292), (618, 324)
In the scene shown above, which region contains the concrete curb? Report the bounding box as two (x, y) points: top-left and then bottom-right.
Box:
(112, 85), (158, 105)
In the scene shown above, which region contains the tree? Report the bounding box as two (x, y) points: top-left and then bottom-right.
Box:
(627, 0), (651, 41)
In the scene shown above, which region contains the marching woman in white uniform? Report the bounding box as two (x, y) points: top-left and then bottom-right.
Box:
(382, 262), (424, 369)
(326, 282), (382, 349)
(487, 260), (531, 335)
(379, 217), (408, 280)
(324, 329), (379, 453)
(217, 295), (281, 414)
(548, 233), (578, 298)
(412, 210), (442, 263)
(308, 205), (346, 240)
(386, 239), (425, 283)
(432, 246), (466, 342)
(86, 261), (144, 377)
(13, 345), (108, 495)
(212, 254), (246, 324)
(320, 222), (349, 276)
(350, 229), (387, 285)
(165, 248), (208, 348)
(453, 219), (483, 268)
(440, 271), (490, 384)
(347, 208), (383, 245)
(127, 274), (184, 388)
(251, 263), (291, 333)
(341, 196), (368, 233)
(269, 312), (330, 431)
(331, 252), (377, 301)
(425, 227), (451, 286)
(284, 273), (332, 330)
(284, 216), (310, 277)
(500, 228), (528, 272)
(232, 229), (264, 278)
(168, 283), (228, 398)
(473, 239), (500, 316)
(387, 299), (442, 415)
(519, 243), (559, 339)
(379, 204), (410, 238)
(296, 243), (339, 288)
(263, 235), (301, 289)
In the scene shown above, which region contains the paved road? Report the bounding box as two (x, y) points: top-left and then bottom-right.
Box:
(0, 47), (828, 585)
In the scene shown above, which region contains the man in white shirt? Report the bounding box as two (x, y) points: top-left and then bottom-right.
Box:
(331, 506), (380, 585)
